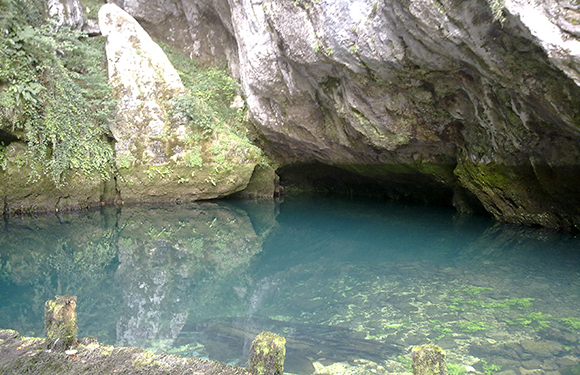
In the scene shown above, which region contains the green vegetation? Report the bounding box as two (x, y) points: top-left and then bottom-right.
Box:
(450, 297), (534, 312)
(184, 147), (203, 168)
(396, 355), (413, 372)
(507, 311), (552, 330)
(447, 363), (467, 375)
(81, 0), (105, 20)
(0, 0), (116, 186)
(160, 42), (265, 183)
(486, 0), (505, 24)
(162, 44), (244, 139)
(429, 319), (453, 340)
(459, 321), (491, 333)
(559, 317), (580, 330)
(460, 286), (493, 296)
(481, 359), (501, 375)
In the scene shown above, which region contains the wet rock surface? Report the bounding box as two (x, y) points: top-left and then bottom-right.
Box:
(0, 329), (250, 375)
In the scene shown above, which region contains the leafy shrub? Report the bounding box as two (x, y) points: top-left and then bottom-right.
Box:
(184, 147), (203, 168)
(162, 44), (244, 138)
(0, 0), (116, 185)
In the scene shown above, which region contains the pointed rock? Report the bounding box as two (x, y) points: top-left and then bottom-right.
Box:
(99, 3), (184, 167)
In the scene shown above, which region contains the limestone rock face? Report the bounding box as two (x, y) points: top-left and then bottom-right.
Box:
(99, 3), (185, 166)
(99, 3), (264, 204)
(506, 0), (580, 86)
(45, 0), (84, 30)
(115, 0), (580, 229)
(0, 142), (112, 214)
(107, 0), (239, 69)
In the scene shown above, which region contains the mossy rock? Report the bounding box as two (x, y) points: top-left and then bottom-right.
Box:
(0, 329), (250, 375)
(248, 331), (286, 375)
(455, 161), (580, 230)
(0, 142), (112, 214)
(411, 343), (447, 375)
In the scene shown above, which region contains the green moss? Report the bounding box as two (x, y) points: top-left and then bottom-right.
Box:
(507, 312), (552, 330)
(459, 321), (491, 333)
(411, 343), (447, 375)
(248, 332), (286, 375)
(450, 297), (534, 312)
(462, 286), (493, 296)
(146, 165), (174, 180)
(558, 317), (580, 330)
(448, 363), (467, 375)
(455, 162), (518, 191)
(44, 296), (77, 351)
(430, 320), (454, 340)
(481, 359), (501, 375)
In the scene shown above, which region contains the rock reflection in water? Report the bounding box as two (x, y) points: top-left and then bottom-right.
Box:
(0, 200), (276, 351)
(114, 202), (274, 352)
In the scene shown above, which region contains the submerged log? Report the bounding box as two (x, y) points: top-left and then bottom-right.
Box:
(248, 331), (286, 375)
(411, 343), (447, 375)
(44, 295), (77, 351)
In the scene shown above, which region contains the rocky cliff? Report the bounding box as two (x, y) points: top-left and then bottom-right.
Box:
(109, 0), (580, 230)
(2, 0), (580, 230)
(0, 0), (274, 213)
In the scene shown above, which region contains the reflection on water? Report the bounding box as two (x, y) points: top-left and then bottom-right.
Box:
(1, 197), (579, 375)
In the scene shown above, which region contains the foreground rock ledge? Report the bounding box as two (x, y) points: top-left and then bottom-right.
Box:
(0, 329), (250, 375)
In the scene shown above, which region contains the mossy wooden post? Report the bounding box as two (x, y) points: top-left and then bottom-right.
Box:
(248, 331), (286, 375)
(411, 343), (447, 375)
(45, 295), (78, 351)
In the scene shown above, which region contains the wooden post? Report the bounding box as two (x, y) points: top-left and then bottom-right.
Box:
(412, 343), (448, 375)
(248, 331), (286, 375)
(44, 295), (77, 351)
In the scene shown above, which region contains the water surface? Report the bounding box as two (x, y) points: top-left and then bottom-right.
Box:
(1, 197), (579, 374)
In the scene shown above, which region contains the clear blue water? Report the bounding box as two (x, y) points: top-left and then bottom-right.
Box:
(1, 197), (580, 374)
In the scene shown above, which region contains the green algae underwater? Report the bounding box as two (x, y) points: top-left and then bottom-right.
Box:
(1, 197), (580, 375)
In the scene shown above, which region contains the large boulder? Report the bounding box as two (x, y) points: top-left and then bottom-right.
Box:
(98, 3), (265, 205)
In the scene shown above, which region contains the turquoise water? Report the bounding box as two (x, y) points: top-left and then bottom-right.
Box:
(1, 197), (580, 374)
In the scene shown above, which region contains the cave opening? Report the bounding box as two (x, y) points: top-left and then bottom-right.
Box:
(277, 162), (457, 206)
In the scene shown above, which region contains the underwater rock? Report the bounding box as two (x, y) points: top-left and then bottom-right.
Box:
(114, 203), (267, 352)
(520, 340), (564, 357)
